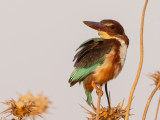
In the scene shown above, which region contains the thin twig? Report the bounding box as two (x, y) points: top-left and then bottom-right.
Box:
(142, 82), (160, 120)
(125, 0), (148, 119)
(82, 98), (96, 112)
(91, 101), (96, 111)
(96, 85), (102, 120)
(155, 97), (160, 120)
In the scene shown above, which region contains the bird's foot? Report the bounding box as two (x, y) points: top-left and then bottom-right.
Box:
(91, 81), (103, 96)
(96, 88), (103, 96)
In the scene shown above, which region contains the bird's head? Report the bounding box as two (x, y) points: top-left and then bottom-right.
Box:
(83, 20), (128, 44)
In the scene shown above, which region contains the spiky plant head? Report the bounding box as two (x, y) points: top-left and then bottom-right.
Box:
(2, 92), (51, 120)
(2, 99), (36, 119)
(18, 92), (51, 116)
(81, 99), (131, 120)
(31, 93), (51, 116)
(149, 71), (160, 89)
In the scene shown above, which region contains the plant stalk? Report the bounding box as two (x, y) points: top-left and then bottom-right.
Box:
(142, 82), (160, 120)
(125, 0), (149, 119)
(96, 85), (102, 120)
(155, 97), (160, 120)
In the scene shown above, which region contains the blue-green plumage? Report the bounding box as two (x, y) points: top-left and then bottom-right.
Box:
(69, 56), (105, 105)
(69, 38), (111, 105)
(69, 56), (105, 83)
(83, 79), (92, 105)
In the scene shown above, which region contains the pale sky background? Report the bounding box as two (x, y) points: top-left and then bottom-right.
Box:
(0, 0), (160, 120)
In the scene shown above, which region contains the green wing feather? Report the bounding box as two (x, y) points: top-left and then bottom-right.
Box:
(69, 57), (105, 105)
(69, 57), (105, 86)
(83, 80), (92, 105)
(69, 37), (112, 105)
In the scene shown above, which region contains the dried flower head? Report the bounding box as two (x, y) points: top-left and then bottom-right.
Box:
(1, 92), (51, 120)
(149, 71), (160, 89)
(81, 99), (130, 120)
(18, 92), (51, 116)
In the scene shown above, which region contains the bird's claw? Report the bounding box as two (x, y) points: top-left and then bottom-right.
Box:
(96, 89), (103, 96)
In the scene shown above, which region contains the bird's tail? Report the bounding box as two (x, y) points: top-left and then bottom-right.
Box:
(83, 80), (92, 105)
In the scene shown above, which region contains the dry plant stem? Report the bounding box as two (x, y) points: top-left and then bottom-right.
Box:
(125, 0), (148, 119)
(96, 85), (102, 120)
(155, 97), (160, 120)
(142, 82), (160, 120)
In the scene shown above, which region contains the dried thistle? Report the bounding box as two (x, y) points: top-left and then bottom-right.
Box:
(142, 71), (160, 120)
(149, 71), (160, 89)
(81, 99), (130, 120)
(18, 92), (51, 116)
(1, 92), (51, 120)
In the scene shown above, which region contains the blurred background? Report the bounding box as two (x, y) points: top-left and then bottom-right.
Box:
(0, 0), (160, 119)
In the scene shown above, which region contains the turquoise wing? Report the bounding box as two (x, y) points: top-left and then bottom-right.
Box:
(69, 58), (104, 86)
(69, 58), (105, 105)
(69, 37), (113, 105)
(83, 80), (92, 105)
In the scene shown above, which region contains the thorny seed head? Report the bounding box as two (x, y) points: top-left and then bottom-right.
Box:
(18, 92), (51, 117)
(149, 71), (160, 89)
(81, 99), (132, 120)
(1, 92), (51, 120)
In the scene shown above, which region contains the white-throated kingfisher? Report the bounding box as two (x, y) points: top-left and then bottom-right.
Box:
(69, 19), (129, 105)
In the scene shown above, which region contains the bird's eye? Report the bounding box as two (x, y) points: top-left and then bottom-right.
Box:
(110, 25), (115, 29)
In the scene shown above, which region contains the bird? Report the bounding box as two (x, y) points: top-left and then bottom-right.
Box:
(69, 19), (129, 105)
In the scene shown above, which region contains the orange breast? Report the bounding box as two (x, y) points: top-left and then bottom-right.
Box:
(92, 48), (121, 85)
(84, 47), (122, 92)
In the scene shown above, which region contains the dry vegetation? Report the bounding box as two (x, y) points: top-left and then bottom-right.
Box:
(1, 92), (51, 120)
(81, 99), (132, 120)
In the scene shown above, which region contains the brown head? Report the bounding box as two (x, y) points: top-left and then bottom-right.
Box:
(83, 19), (129, 46)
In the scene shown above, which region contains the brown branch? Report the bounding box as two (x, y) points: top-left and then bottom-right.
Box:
(155, 97), (160, 120)
(96, 85), (102, 120)
(125, 0), (149, 119)
(142, 82), (160, 120)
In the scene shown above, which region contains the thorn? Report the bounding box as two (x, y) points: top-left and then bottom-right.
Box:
(81, 98), (96, 112)
(91, 101), (96, 111)
(120, 98), (125, 108)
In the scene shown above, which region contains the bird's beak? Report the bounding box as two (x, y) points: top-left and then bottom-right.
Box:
(83, 21), (106, 31)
